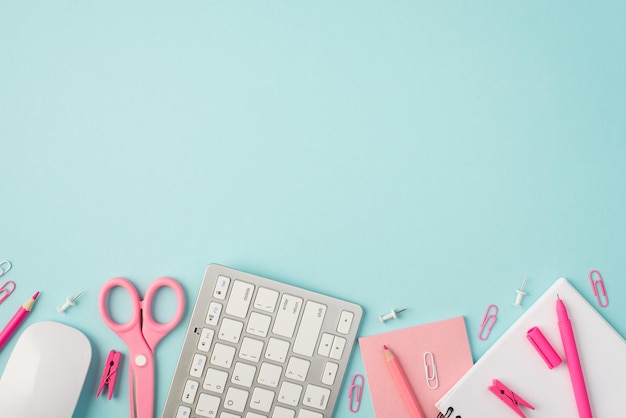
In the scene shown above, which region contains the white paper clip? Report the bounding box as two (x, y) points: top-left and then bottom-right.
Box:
(0, 260), (12, 277)
(478, 304), (498, 341)
(0, 280), (16, 305)
(348, 374), (364, 413)
(423, 351), (439, 389)
(589, 269), (608, 307)
(57, 290), (85, 313)
(513, 277), (528, 307)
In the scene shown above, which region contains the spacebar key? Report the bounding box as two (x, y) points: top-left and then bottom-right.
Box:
(293, 301), (327, 357)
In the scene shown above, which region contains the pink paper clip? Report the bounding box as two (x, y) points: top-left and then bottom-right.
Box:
(478, 304), (498, 341)
(589, 269), (608, 307)
(348, 373), (364, 412)
(0, 280), (16, 305)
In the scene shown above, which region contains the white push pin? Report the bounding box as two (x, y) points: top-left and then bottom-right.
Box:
(513, 278), (527, 307)
(57, 290), (85, 313)
(379, 308), (407, 323)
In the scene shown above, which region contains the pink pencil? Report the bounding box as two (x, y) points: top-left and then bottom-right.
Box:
(383, 345), (425, 418)
(0, 291), (40, 350)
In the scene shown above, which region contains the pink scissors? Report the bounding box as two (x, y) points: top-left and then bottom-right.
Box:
(99, 277), (185, 418)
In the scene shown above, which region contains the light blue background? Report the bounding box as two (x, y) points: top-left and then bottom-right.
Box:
(2, 2), (625, 417)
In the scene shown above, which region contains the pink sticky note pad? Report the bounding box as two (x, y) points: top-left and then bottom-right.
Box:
(359, 316), (473, 418)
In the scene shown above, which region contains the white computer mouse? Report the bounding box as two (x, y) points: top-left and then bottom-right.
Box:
(0, 321), (92, 418)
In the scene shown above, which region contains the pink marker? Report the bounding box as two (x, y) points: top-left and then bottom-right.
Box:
(557, 295), (593, 418)
(0, 291), (40, 350)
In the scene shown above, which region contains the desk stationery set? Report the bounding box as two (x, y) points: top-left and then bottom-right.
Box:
(0, 257), (622, 418)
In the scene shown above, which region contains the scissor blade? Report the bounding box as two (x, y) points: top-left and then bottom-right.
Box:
(132, 371), (138, 418)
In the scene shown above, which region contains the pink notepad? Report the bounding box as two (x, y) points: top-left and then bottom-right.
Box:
(359, 316), (473, 418)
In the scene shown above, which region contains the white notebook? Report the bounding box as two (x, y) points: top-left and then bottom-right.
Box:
(436, 277), (626, 417)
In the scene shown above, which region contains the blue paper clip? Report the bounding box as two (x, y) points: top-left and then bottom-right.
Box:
(478, 304), (498, 341)
(0, 280), (16, 304)
(589, 269), (608, 307)
(348, 374), (364, 413)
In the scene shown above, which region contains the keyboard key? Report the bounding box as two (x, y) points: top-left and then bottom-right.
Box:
(213, 275), (231, 300)
(296, 410), (323, 418)
(211, 343), (236, 368)
(224, 387), (249, 412)
(293, 301), (326, 357)
(254, 287), (279, 312)
(317, 333), (333, 357)
(205, 302), (222, 326)
(336, 310), (354, 335)
(231, 362), (257, 387)
(321, 362), (339, 385)
(182, 379), (199, 404)
(246, 412), (267, 418)
(285, 357), (310, 382)
(247, 312), (272, 337)
(198, 328), (215, 352)
(278, 381), (302, 406)
(203, 368), (228, 393)
(176, 405), (191, 418)
(226, 280), (254, 318)
(250, 387), (275, 412)
(273, 294), (303, 338)
(265, 338), (290, 363)
(219, 318), (244, 343)
(329, 336), (346, 360)
(239, 337), (264, 363)
(272, 406), (295, 418)
(258, 363), (282, 388)
(190, 354), (207, 378)
(195, 393), (220, 417)
(302, 384), (330, 410)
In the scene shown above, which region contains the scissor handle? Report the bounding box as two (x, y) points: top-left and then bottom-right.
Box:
(99, 277), (143, 341)
(141, 276), (185, 349)
(99, 277), (185, 350)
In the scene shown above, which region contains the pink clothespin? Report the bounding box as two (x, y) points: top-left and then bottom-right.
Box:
(97, 350), (122, 400)
(488, 379), (535, 418)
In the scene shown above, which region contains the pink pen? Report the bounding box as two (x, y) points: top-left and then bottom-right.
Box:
(557, 295), (593, 418)
(0, 291), (40, 350)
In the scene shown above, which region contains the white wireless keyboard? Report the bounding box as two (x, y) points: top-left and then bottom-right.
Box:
(162, 264), (363, 418)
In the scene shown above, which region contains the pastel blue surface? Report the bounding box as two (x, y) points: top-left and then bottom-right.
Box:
(2, 2), (626, 417)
